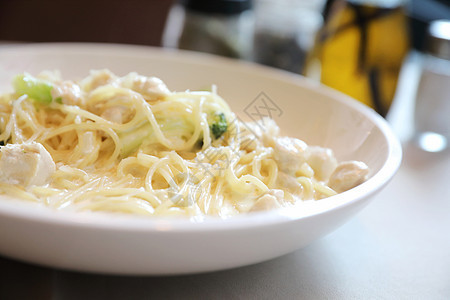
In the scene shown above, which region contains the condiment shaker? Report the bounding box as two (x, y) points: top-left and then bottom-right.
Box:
(413, 19), (450, 152)
(176, 0), (255, 60)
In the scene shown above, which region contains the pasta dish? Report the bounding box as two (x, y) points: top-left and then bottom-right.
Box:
(0, 70), (369, 218)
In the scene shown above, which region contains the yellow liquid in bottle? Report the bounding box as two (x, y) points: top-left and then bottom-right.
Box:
(305, 0), (409, 116)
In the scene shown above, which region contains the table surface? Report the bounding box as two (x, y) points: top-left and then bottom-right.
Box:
(0, 50), (449, 300)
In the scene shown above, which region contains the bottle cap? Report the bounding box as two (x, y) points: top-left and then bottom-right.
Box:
(427, 19), (450, 60)
(183, 0), (252, 15)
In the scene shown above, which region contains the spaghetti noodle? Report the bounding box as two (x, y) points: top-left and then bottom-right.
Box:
(0, 70), (369, 218)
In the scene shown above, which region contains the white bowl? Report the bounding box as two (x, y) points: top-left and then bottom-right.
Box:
(0, 43), (401, 275)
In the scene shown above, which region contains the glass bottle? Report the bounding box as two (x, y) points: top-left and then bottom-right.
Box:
(305, 0), (410, 117)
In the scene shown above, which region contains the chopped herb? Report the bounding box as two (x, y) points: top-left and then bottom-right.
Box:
(208, 112), (227, 139)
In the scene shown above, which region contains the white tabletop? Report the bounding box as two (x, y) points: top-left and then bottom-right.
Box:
(0, 51), (449, 299)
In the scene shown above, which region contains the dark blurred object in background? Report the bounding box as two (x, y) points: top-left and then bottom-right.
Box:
(0, 0), (174, 45)
(164, 0), (326, 72)
(164, 0), (254, 59)
(408, 0), (450, 52)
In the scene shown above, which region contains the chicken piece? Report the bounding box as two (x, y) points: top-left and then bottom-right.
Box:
(100, 106), (130, 124)
(257, 119), (307, 175)
(51, 81), (83, 106)
(305, 146), (338, 182)
(250, 189), (284, 212)
(260, 118), (281, 147)
(120, 72), (170, 100)
(273, 137), (307, 176)
(276, 172), (303, 198)
(79, 69), (118, 92)
(37, 70), (62, 82)
(0, 142), (56, 186)
(328, 161), (369, 193)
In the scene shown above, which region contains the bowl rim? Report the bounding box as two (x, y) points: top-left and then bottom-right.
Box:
(0, 42), (402, 232)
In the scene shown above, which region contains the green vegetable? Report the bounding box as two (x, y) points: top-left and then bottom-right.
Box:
(118, 112), (227, 158)
(208, 112), (227, 139)
(119, 122), (153, 157)
(13, 73), (53, 104)
(118, 118), (194, 157)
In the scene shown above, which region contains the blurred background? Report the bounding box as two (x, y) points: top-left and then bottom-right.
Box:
(0, 0), (449, 146)
(1, 0), (447, 58)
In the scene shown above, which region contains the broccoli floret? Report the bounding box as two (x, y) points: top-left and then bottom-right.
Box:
(13, 73), (53, 104)
(208, 112), (227, 139)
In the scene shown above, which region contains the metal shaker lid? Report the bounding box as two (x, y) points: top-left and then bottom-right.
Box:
(427, 19), (450, 60)
(183, 0), (253, 15)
